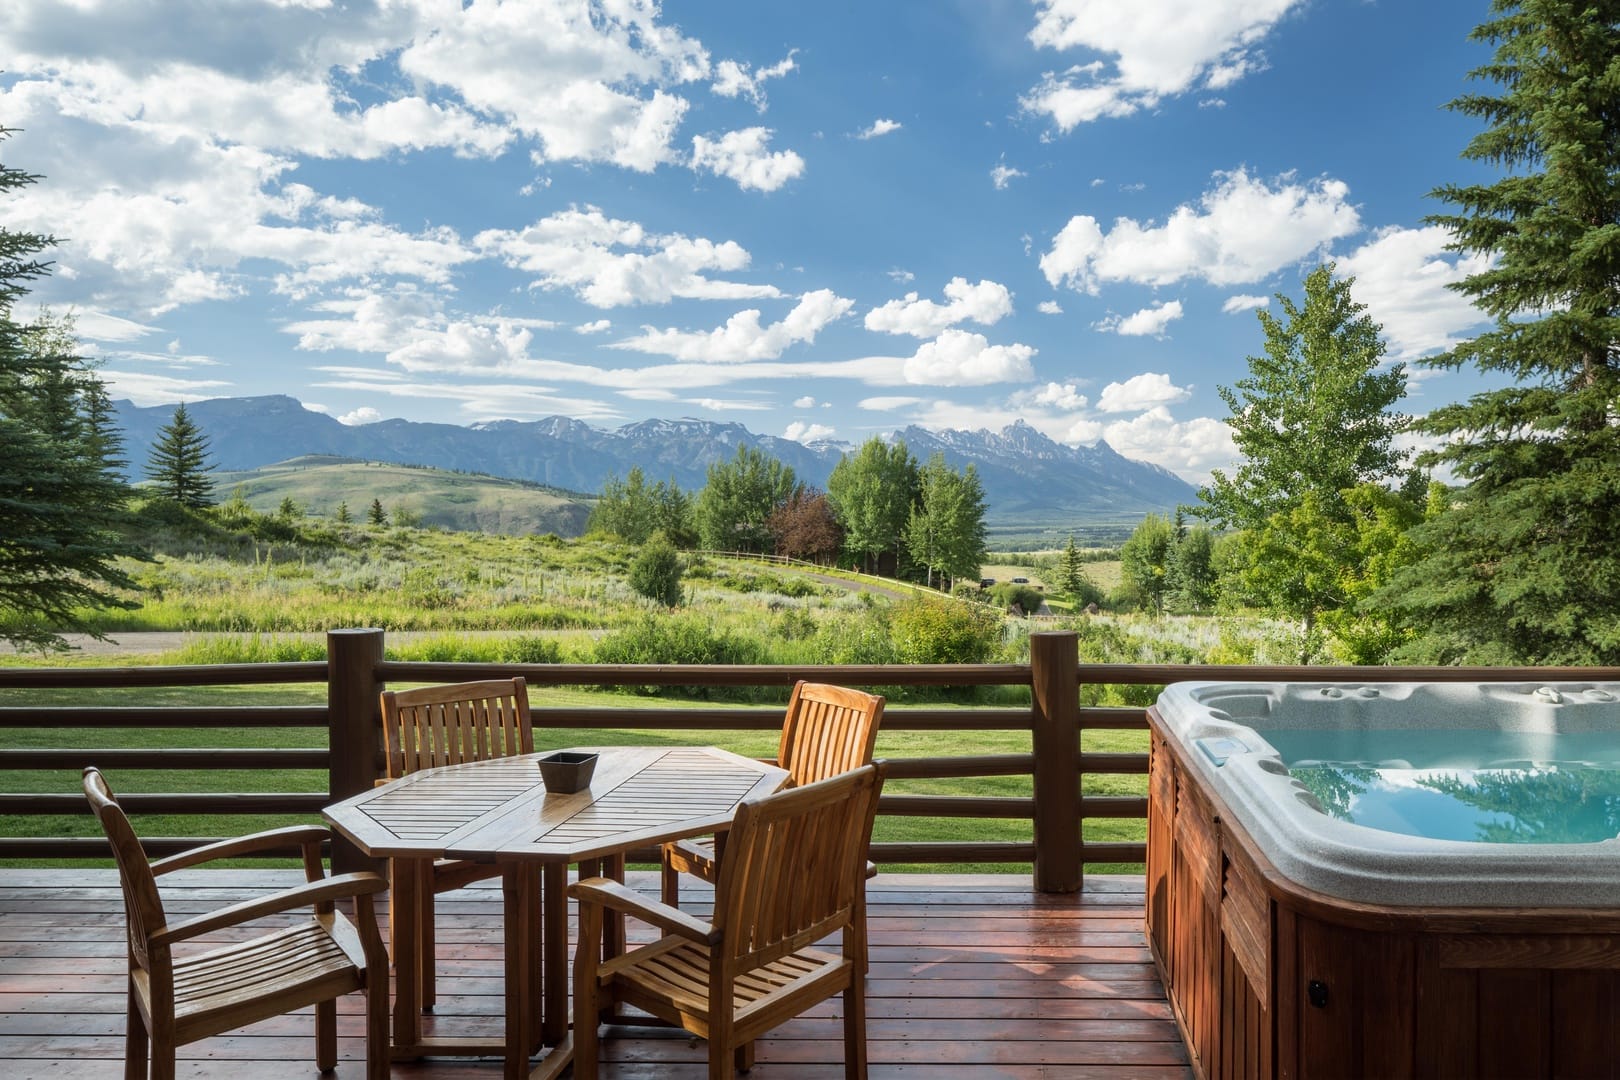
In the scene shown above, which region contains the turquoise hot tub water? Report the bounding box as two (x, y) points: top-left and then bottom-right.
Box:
(1262, 729), (1620, 845)
(1155, 682), (1620, 906)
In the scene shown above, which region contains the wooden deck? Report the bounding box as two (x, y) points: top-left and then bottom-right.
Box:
(0, 869), (1189, 1079)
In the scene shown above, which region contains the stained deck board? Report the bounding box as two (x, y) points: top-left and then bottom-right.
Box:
(0, 869), (1188, 1079)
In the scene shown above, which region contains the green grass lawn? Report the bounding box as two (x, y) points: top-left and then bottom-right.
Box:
(0, 682), (1147, 875)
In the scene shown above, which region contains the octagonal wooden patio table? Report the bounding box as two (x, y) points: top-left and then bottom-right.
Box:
(323, 745), (790, 1079)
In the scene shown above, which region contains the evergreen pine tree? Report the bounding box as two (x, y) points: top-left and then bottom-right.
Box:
(368, 498), (388, 526)
(335, 501), (351, 524)
(1388, 1), (1620, 663)
(0, 135), (143, 649)
(144, 403), (215, 508)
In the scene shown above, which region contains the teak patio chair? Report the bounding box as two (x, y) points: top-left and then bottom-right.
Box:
(660, 680), (884, 972)
(379, 676), (533, 1008)
(82, 767), (388, 1080)
(572, 762), (886, 1080)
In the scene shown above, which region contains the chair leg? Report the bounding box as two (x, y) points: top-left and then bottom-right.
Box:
(123, 981), (147, 1080)
(709, 1006), (735, 1080)
(661, 854), (680, 907)
(735, 1041), (756, 1072)
(317, 998), (336, 1071)
(709, 1040), (736, 1080)
(151, 1042), (176, 1080)
(573, 900), (604, 1080)
(852, 886), (870, 979)
(365, 971), (389, 1080)
(603, 853), (627, 966)
(843, 979), (868, 1079)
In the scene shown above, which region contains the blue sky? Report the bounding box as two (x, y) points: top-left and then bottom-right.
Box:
(2, 0), (1502, 484)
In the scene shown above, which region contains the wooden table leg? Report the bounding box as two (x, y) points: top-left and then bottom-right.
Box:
(503, 863), (545, 1080)
(542, 860), (569, 1047)
(393, 857), (423, 1053)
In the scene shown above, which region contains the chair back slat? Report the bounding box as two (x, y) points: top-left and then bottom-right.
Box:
(777, 682), (883, 788)
(380, 678), (533, 779)
(82, 768), (165, 971)
(714, 763), (884, 970)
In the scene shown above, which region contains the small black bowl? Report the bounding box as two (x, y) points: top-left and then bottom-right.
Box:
(538, 751), (597, 794)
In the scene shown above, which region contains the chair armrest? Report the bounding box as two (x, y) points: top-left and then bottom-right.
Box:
(151, 871), (388, 946)
(569, 876), (720, 945)
(149, 825), (331, 876)
(662, 836), (719, 878)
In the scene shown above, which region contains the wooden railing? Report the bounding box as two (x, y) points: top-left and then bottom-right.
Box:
(2, 627), (1615, 891)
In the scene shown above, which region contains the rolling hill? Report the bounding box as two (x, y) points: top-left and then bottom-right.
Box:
(211, 457), (594, 536)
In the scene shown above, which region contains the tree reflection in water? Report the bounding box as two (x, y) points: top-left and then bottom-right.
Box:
(1290, 764), (1380, 822)
(1289, 763), (1620, 844)
(1416, 766), (1620, 844)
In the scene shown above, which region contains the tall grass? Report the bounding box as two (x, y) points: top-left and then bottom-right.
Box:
(2, 518), (1298, 870)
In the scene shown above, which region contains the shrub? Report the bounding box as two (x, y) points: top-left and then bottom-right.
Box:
(808, 614), (900, 665)
(592, 615), (765, 667)
(771, 608), (818, 641)
(989, 583), (1046, 615)
(627, 533), (683, 607)
(499, 635), (565, 664)
(888, 597), (1003, 665)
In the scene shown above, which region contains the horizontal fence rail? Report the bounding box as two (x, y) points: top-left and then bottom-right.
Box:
(3, 628), (1617, 887)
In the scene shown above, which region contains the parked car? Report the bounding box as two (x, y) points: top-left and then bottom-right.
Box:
(1010, 576), (1029, 584)
(979, 578), (996, 588)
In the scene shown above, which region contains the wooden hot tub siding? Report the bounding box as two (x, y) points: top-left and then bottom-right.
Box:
(1146, 709), (1620, 1080)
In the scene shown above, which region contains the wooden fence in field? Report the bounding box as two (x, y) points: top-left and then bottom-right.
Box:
(1, 628), (1612, 891)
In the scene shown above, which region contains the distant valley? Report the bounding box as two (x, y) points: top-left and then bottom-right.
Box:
(116, 395), (1200, 545)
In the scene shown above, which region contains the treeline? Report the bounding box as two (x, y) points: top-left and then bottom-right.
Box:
(587, 439), (989, 591)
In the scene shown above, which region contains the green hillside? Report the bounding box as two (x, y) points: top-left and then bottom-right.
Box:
(212, 456), (595, 536)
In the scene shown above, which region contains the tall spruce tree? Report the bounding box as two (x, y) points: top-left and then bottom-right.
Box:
(1387, 1), (1620, 664)
(144, 402), (215, 508)
(0, 134), (143, 649)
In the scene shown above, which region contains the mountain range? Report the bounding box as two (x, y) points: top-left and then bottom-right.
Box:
(112, 395), (1199, 522)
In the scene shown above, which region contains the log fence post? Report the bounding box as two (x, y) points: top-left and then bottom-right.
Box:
(327, 627), (386, 874)
(1029, 630), (1082, 893)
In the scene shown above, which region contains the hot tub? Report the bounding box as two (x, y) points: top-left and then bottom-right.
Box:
(1145, 680), (1620, 1080)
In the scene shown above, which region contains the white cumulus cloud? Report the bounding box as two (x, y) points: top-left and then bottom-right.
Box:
(865, 277), (1015, 337)
(1037, 300), (1064, 315)
(338, 406), (384, 426)
(1041, 168), (1360, 292)
(1096, 372), (1192, 413)
(1222, 294), (1269, 313)
(691, 127), (805, 191)
(477, 205), (780, 308)
(711, 52), (798, 112)
(1026, 381), (1088, 410)
(1022, 0), (1305, 130)
(1086, 406), (1236, 483)
(1333, 225), (1493, 361)
(1094, 299), (1184, 337)
(991, 162), (1026, 190)
(902, 329), (1035, 387)
(857, 118), (902, 139)
(784, 420), (836, 442)
(611, 289), (854, 362)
